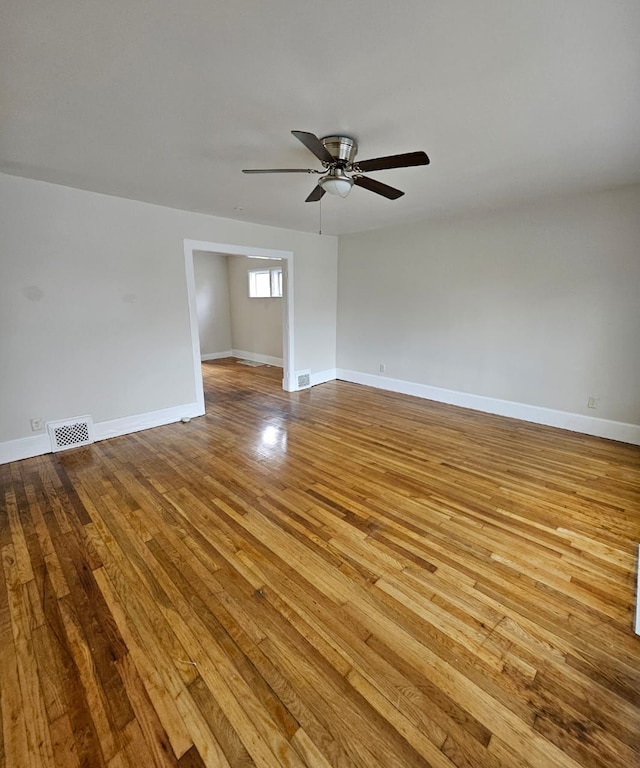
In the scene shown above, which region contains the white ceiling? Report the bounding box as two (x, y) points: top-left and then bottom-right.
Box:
(2, 1), (640, 235)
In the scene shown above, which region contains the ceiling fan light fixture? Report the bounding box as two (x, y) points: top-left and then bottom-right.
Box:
(319, 169), (353, 198)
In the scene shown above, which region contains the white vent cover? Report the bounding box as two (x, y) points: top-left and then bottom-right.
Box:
(47, 415), (94, 452)
(296, 370), (311, 390)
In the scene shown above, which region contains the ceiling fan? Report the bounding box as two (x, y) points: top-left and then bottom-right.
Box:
(242, 131), (430, 202)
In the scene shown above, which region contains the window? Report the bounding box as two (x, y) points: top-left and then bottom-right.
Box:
(248, 267), (283, 298)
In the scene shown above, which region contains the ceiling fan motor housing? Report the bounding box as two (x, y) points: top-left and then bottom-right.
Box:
(321, 136), (358, 166)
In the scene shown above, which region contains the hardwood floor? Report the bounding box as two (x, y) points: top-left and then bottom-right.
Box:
(1, 357), (639, 767)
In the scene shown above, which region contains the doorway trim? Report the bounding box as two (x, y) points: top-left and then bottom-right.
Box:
(183, 239), (296, 413)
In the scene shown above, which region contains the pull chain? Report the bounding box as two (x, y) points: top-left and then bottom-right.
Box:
(318, 197), (322, 236)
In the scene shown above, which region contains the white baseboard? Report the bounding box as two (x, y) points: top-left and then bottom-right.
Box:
(0, 402), (205, 465)
(310, 368), (337, 387)
(201, 350), (233, 361)
(232, 349), (283, 368)
(0, 434), (52, 465)
(336, 369), (640, 446)
(93, 402), (204, 441)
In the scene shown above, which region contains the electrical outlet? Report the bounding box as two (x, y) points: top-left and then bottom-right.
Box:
(379, 363), (386, 373)
(30, 417), (43, 431)
(587, 396), (599, 409)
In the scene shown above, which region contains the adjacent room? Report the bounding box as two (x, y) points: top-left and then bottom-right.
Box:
(193, 251), (286, 367)
(1, 2), (639, 767)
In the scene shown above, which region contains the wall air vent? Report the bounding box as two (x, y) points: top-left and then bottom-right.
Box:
(296, 370), (311, 390)
(47, 416), (94, 452)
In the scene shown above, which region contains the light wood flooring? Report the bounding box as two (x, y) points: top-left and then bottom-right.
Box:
(1, 358), (639, 767)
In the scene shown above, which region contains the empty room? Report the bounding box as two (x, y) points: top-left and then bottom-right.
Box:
(1, 2), (639, 767)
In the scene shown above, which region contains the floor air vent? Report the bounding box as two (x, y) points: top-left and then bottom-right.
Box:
(47, 416), (94, 452)
(296, 370), (311, 390)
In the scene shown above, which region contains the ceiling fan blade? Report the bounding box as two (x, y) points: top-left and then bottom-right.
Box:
(353, 176), (404, 200)
(355, 151), (429, 173)
(292, 131), (335, 165)
(305, 185), (326, 203)
(242, 168), (316, 174)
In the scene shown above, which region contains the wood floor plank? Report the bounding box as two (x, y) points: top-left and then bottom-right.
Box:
(92, 565), (194, 759)
(188, 676), (256, 768)
(233, 538), (488, 752)
(56, 594), (120, 763)
(48, 714), (81, 768)
(356, 611), (584, 768)
(1, 358), (639, 767)
(0, 546), (31, 768)
(4, 490), (35, 585)
(114, 653), (181, 768)
(2, 545), (55, 768)
(37, 561), (109, 767)
(345, 668), (458, 768)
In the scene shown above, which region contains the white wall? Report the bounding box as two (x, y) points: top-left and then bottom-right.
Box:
(193, 251), (232, 357)
(0, 173), (337, 454)
(338, 184), (640, 429)
(228, 256), (283, 360)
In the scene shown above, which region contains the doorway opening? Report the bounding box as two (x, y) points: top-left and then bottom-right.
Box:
(183, 240), (295, 416)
